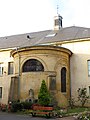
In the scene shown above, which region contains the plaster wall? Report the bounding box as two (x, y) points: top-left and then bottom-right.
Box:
(61, 40), (90, 106)
(0, 50), (14, 104)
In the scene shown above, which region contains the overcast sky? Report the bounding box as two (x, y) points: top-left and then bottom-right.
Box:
(0, 0), (90, 37)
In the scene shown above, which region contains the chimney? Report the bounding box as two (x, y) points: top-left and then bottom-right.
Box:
(54, 14), (63, 30)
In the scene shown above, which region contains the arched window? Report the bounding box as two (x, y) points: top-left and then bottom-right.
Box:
(22, 59), (44, 72)
(61, 67), (66, 92)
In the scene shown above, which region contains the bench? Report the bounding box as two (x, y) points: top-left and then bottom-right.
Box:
(31, 104), (53, 117)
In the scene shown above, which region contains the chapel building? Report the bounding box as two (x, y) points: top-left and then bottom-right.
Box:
(0, 14), (90, 107)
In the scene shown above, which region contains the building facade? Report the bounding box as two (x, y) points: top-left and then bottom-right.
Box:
(0, 15), (90, 107)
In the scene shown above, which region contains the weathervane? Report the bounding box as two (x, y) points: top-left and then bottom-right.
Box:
(57, 4), (59, 15)
(57, 0), (59, 15)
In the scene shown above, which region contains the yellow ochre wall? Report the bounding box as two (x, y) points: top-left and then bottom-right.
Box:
(12, 46), (71, 107)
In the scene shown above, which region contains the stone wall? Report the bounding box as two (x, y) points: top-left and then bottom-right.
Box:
(12, 46), (71, 107)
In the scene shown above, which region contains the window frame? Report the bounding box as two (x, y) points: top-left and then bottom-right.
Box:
(0, 63), (4, 76)
(87, 60), (90, 76)
(0, 87), (2, 98)
(8, 62), (14, 75)
(61, 67), (66, 93)
(49, 76), (56, 90)
(22, 59), (44, 72)
(89, 86), (90, 98)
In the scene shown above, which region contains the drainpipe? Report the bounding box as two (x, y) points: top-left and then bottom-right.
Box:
(15, 47), (20, 100)
(69, 57), (71, 99)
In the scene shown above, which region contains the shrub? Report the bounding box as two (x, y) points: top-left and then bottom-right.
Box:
(0, 104), (7, 112)
(77, 111), (90, 120)
(68, 97), (75, 108)
(38, 80), (51, 106)
(11, 101), (23, 112)
(11, 100), (33, 112)
(77, 87), (89, 107)
(21, 101), (32, 110)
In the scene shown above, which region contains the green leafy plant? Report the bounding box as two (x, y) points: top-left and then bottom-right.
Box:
(21, 101), (32, 110)
(11, 101), (32, 112)
(77, 87), (89, 107)
(68, 97), (75, 109)
(11, 100), (22, 112)
(77, 111), (90, 120)
(38, 80), (51, 106)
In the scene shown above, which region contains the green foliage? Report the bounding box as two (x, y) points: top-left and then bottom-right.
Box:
(50, 92), (58, 107)
(77, 87), (89, 107)
(68, 97), (75, 109)
(11, 100), (32, 112)
(38, 80), (51, 106)
(67, 107), (89, 114)
(21, 101), (32, 110)
(11, 101), (22, 112)
(77, 111), (90, 120)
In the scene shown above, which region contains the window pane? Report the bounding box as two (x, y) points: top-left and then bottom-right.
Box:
(0, 87), (2, 98)
(22, 59), (44, 72)
(8, 62), (14, 75)
(55, 19), (59, 26)
(0, 63), (3, 76)
(61, 67), (66, 92)
(89, 86), (90, 98)
(87, 60), (90, 76)
(49, 76), (56, 90)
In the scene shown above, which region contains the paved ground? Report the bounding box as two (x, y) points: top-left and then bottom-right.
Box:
(0, 112), (75, 120)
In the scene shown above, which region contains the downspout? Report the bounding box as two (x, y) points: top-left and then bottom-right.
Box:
(16, 48), (20, 100)
(69, 53), (72, 99)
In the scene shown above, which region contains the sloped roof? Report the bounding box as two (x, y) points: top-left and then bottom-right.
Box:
(39, 26), (90, 44)
(0, 26), (90, 49)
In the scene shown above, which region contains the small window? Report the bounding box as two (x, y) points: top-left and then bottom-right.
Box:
(0, 87), (2, 98)
(8, 62), (14, 75)
(0, 63), (3, 76)
(55, 19), (59, 26)
(45, 33), (56, 37)
(49, 76), (56, 90)
(89, 86), (90, 98)
(87, 60), (90, 76)
(61, 67), (66, 92)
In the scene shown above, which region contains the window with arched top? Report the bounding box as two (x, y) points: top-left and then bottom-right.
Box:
(22, 59), (44, 72)
(61, 67), (66, 92)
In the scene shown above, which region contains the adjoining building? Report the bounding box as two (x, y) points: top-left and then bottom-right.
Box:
(0, 13), (90, 107)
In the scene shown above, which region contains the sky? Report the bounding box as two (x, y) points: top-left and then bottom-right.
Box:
(0, 0), (90, 37)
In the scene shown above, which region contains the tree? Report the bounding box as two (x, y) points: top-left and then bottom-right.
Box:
(38, 80), (51, 106)
(77, 87), (89, 107)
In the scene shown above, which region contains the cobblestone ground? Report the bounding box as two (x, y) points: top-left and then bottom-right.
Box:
(0, 112), (75, 120)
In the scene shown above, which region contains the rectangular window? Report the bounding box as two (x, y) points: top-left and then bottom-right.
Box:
(87, 60), (90, 76)
(61, 67), (66, 92)
(0, 87), (2, 98)
(89, 86), (90, 98)
(55, 19), (59, 26)
(0, 63), (3, 76)
(8, 62), (14, 75)
(49, 76), (56, 90)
